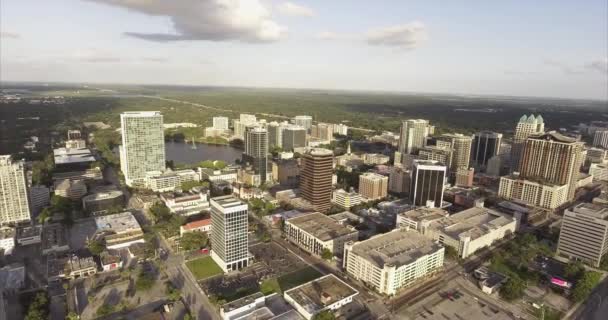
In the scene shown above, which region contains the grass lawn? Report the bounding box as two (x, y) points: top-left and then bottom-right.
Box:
(186, 256), (223, 280)
(260, 266), (322, 295)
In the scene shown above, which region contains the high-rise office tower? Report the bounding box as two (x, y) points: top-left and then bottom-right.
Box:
(556, 203), (608, 268)
(593, 129), (608, 149)
(300, 148), (334, 213)
(410, 160), (446, 208)
(398, 119), (430, 154)
(213, 116), (229, 130)
(119, 112), (166, 187)
(242, 126), (268, 183)
(294, 115), (313, 131)
(518, 131), (584, 200)
(419, 146), (453, 169)
(311, 123), (334, 141)
(359, 172), (389, 200)
(267, 121), (287, 149)
(471, 131), (503, 170)
(511, 114), (544, 171)
(210, 195), (249, 272)
(281, 125), (307, 151)
(436, 134), (472, 176)
(0, 155), (31, 225)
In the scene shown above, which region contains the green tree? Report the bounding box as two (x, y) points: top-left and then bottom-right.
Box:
(183, 314), (194, 320)
(564, 261), (585, 280)
(312, 310), (336, 320)
(65, 311), (79, 320)
(600, 255), (608, 271)
(444, 246), (460, 260)
(37, 207), (52, 224)
(149, 202), (171, 223)
(499, 277), (526, 301)
(572, 271), (601, 302)
(135, 271), (156, 291)
(96, 304), (116, 317)
(87, 239), (106, 255)
(180, 232), (208, 251)
(181, 180), (210, 192)
(321, 248), (333, 261)
(165, 281), (182, 301)
(24, 292), (49, 320)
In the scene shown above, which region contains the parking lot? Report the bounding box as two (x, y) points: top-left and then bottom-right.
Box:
(249, 242), (307, 280)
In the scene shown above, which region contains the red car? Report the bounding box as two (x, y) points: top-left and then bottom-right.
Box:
(199, 248), (209, 254)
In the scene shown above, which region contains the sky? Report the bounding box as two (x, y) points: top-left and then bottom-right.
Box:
(1, 0), (607, 100)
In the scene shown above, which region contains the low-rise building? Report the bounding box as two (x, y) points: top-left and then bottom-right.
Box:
(396, 207), (449, 232)
(42, 223), (70, 255)
(65, 139), (87, 149)
(331, 189), (362, 209)
(0, 228), (16, 255)
(198, 168), (238, 184)
(556, 203), (608, 267)
(16, 225), (42, 245)
(52, 167), (103, 184)
(100, 251), (123, 272)
(586, 147), (608, 164)
(344, 228), (444, 296)
(220, 292), (266, 320)
(48, 254), (97, 281)
(94, 212), (145, 250)
(53, 147), (95, 171)
(421, 207), (517, 259)
(145, 169), (199, 192)
(180, 218), (212, 236)
(328, 211), (364, 225)
(284, 274), (358, 320)
(285, 212), (358, 258)
(161, 191), (210, 216)
(363, 153), (390, 165)
(82, 189), (125, 215)
(590, 163), (608, 182)
(54, 178), (87, 200)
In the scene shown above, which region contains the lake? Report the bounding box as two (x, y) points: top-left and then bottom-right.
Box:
(165, 141), (243, 165)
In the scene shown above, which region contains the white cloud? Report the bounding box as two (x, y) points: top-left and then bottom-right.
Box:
(278, 2), (315, 17)
(585, 58), (608, 74)
(0, 32), (20, 39)
(315, 31), (343, 40)
(87, 0), (286, 43)
(366, 22), (428, 49)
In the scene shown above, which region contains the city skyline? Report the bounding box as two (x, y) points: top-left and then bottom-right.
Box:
(1, 0), (607, 100)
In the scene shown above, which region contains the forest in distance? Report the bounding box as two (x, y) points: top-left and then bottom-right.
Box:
(1, 83), (607, 154)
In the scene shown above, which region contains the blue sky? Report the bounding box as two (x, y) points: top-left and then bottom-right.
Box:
(1, 0), (607, 100)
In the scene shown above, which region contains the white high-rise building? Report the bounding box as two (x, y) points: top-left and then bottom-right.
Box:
(0, 156), (31, 225)
(332, 123), (348, 136)
(593, 130), (608, 149)
(120, 112), (166, 187)
(210, 195), (249, 272)
(294, 115), (313, 131)
(213, 117), (229, 130)
(398, 119), (430, 154)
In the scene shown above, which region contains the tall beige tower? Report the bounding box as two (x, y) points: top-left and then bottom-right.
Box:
(359, 172), (388, 200)
(0, 155), (31, 225)
(511, 114), (545, 171)
(436, 133), (472, 176)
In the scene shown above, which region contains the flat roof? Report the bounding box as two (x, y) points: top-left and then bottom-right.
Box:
(270, 309), (305, 320)
(222, 292), (264, 312)
(0, 227), (16, 240)
(82, 190), (124, 202)
(53, 147), (95, 165)
(349, 228), (443, 268)
(95, 212), (142, 234)
(428, 207), (515, 241)
(287, 212), (357, 241)
(569, 203), (608, 220)
(42, 223), (68, 249)
(121, 111), (161, 117)
(284, 274), (358, 315)
(398, 207), (448, 223)
(211, 195), (246, 209)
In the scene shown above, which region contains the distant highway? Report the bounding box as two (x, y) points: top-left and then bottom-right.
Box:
(141, 95), (377, 133)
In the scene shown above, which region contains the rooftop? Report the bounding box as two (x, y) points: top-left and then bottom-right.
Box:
(182, 218), (212, 230)
(305, 148), (333, 156)
(82, 190), (124, 202)
(0, 227), (16, 240)
(53, 147), (95, 165)
(568, 203), (608, 220)
(428, 207), (515, 241)
(398, 207), (449, 223)
(211, 195), (246, 209)
(95, 212), (142, 234)
(287, 212), (357, 241)
(529, 131), (578, 144)
(0, 263), (25, 290)
(222, 292), (265, 312)
(349, 228), (443, 268)
(284, 274), (358, 315)
(121, 111), (161, 117)
(360, 172), (387, 180)
(16, 225), (42, 238)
